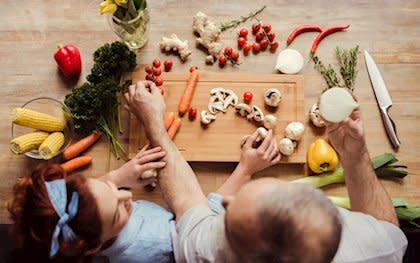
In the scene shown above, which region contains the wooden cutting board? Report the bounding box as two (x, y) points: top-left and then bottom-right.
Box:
(129, 71), (305, 163)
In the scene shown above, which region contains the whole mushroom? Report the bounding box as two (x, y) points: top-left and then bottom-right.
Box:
(285, 122), (305, 141)
(309, 103), (326, 128)
(263, 114), (277, 130)
(264, 88), (282, 107)
(278, 138), (296, 156)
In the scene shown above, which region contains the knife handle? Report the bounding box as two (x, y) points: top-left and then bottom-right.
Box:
(380, 106), (401, 149)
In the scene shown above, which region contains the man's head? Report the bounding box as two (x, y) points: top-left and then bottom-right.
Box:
(223, 178), (342, 263)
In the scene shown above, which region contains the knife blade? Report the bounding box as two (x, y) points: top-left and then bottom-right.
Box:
(364, 50), (400, 149)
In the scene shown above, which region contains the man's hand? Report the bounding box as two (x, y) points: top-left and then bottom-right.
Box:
(124, 81), (166, 134)
(325, 108), (367, 163)
(238, 130), (282, 176)
(102, 145), (166, 189)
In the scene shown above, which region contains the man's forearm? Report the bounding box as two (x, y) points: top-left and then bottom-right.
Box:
(216, 164), (251, 196)
(146, 127), (208, 220)
(342, 149), (398, 226)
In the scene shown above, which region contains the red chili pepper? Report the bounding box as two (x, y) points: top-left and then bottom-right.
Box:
(286, 25), (323, 46)
(310, 25), (350, 56)
(54, 44), (82, 79)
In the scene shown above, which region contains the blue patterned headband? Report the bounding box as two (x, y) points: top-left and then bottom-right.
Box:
(45, 179), (79, 258)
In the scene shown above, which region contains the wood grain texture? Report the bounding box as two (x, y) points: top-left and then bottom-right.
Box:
(130, 71), (305, 162)
(0, 0), (419, 223)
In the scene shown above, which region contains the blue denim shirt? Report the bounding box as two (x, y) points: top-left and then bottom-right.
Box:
(93, 194), (224, 263)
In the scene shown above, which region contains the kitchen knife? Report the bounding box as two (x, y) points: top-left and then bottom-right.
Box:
(364, 50), (400, 149)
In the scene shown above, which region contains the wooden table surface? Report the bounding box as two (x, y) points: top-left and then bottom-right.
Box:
(0, 0), (419, 223)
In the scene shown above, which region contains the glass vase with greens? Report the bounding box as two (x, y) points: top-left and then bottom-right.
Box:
(100, 0), (149, 49)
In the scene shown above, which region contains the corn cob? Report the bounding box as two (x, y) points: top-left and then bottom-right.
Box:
(10, 131), (49, 155)
(12, 108), (65, 132)
(39, 132), (65, 160)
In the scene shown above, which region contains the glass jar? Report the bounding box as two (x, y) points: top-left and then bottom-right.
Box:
(108, 8), (150, 49)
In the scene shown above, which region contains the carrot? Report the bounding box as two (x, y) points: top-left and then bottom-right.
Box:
(178, 70), (199, 115)
(62, 132), (101, 160)
(61, 155), (92, 173)
(167, 118), (182, 140)
(164, 112), (175, 130)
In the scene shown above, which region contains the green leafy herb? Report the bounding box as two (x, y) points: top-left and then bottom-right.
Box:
(312, 46), (359, 91)
(219, 6), (266, 32)
(65, 41), (136, 160)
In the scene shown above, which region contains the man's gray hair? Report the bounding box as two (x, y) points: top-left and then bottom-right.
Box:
(251, 183), (342, 263)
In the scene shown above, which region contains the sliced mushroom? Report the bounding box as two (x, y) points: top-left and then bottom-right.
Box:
(235, 103), (252, 117)
(263, 114), (277, 129)
(285, 122), (305, 141)
(223, 90), (238, 109)
(240, 135), (250, 148)
(264, 88), (282, 107)
(208, 101), (226, 114)
(210, 87), (226, 99)
(309, 103), (325, 128)
(200, 110), (216, 125)
(248, 105), (264, 122)
(279, 137), (296, 156)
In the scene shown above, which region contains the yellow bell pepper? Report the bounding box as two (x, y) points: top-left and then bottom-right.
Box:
(307, 138), (339, 174)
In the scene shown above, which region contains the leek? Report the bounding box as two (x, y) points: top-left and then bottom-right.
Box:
(292, 153), (407, 188)
(329, 196), (420, 229)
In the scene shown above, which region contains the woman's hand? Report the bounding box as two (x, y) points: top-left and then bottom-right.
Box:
(104, 145), (166, 189)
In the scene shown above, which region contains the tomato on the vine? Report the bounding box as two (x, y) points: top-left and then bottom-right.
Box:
(218, 55), (227, 67)
(270, 42), (279, 51)
(152, 67), (162, 76)
(252, 23), (261, 34)
(230, 50), (240, 62)
(145, 64), (153, 74)
(243, 43), (252, 55)
(163, 59), (173, 71)
(256, 31), (265, 42)
(239, 28), (248, 38)
(260, 39), (269, 50)
(262, 24), (272, 33)
(224, 47), (233, 56)
(153, 59), (161, 68)
(155, 77), (163, 86)
(267, 32), (276, 42)
(252, 42), (261, 53)
(237, 37), (246, 48)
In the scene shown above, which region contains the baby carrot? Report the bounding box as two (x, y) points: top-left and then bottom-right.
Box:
(164, 112), (175, 130)
(62, 132), (101, 160)
(178, 70), (199, 115)
(61, 155), (92, 173)
(167, 118), (182, 140)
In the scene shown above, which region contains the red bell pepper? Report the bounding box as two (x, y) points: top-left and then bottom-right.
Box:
(54, 44), (81, 79)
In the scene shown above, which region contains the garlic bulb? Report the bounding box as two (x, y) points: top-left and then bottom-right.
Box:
(278, 138), (296, 156)
(285, 122), (305, 141)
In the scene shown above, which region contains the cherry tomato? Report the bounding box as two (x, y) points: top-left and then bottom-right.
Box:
(218, 55), (227, 67)
(269, 42), (279, 51)
(145, 64), (153, 74)
(252, 42), (261, 53)
(153, 67), (162, 76)
(189, 66), (198, 72)
(239, 28), (248, 38)
(188, 107), (198, 120)
(224, 47), (233, 56)
(153, 59), (161, 68)
(163, 59), (173, 71)
(155, 77), (163, 86)
(260, 39), (269, 50)
(243, 43), (252, 55)
(262, 24), (272, 33)
(243, 91), (253, 102)
(237, 37), (246, 48)
(145, 74), (154, 81)
(230, 50), (240, 62)
(252, 23), (261, 34)
(267, 32), (276, 42)
(255, 31), (265, 42)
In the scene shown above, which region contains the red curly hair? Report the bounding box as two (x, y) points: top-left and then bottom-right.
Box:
(8, 164), (102, 263)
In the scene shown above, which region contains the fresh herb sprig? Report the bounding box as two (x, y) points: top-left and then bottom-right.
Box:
(219, 6), (266, 32)
(312, 45), (359, 91)
(65, 41), (136, 160)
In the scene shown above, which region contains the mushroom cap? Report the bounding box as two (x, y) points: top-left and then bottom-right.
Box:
(256, 127), (268, 139)
(278, 137), (296, 156)
(264, 88), (282, 107)
(263, 114), (277, 130)
(285, 122), (305, 141)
